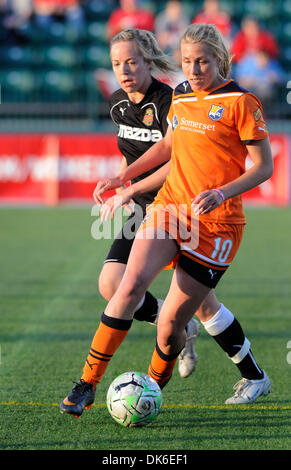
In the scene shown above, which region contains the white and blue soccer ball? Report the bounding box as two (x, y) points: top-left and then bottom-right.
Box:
(106, 371), (163, 427)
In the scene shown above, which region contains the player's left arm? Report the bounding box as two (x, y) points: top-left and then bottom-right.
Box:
(193, 137), (273, 215)
(115, 157), (127, 194)
(221, 137), (273, 199)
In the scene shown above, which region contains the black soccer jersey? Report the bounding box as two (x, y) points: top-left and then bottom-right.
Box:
(109, 77), (172, 210)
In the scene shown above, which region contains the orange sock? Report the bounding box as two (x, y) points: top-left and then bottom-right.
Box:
(148, 343), (180, 389)
(81, 313), (132, 387)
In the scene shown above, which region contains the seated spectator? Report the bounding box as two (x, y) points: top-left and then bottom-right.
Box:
(97, 0), (155, 99)
(1, 0), (32, 44)
(235, 49), (285, 108)
(155, 0), (189, 55)
(3, 0), (32, 27)
(33, 0), (65, 26)
(192, 0), (232, 42)
(107, 0), (155, 41)
(32, 0), (85, 34)
(231, 16), (279, 63)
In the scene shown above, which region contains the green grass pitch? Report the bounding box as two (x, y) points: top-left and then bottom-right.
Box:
(0, 206), (290, 450)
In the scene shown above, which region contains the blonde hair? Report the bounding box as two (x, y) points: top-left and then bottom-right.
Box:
(180, 24), (232, 79)
(110, 28), (178, 74)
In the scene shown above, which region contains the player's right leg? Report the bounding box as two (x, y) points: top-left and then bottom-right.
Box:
(60, 232), (178, 417)
(196, 290), (271, 404)
(99, 215), (163, 323)
(99, 222), (200, 377)
(99, 261), (160, 323)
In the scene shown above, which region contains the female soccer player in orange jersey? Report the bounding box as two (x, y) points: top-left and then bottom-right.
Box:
(60, 24), (273, 417)
(96, 28), (200, 380)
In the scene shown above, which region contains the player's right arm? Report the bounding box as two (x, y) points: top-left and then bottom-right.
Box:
(93, 126), (173, 204)
(120, 123), (173, 182)
(115, 156), (135, 215)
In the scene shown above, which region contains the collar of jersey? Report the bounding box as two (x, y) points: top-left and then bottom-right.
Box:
(177, 78), (232, 100)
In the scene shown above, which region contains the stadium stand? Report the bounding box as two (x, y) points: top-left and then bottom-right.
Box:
(0, 0), (289, 131)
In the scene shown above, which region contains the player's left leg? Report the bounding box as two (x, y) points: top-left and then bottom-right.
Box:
(100, 222), (199, 378)
(148, 265), (211, 388)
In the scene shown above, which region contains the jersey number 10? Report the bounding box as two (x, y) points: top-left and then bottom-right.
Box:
(211, 237), (232, 263)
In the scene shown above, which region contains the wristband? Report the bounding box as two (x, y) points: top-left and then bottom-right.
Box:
(213, 189), (225, 202)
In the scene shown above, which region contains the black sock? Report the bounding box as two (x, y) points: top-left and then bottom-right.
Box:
(213, 318), (264, 380)
(236, 350), (264, 380)
(133, 291), (158, 323)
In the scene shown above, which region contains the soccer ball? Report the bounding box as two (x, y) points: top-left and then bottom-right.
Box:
(106, 371), (163, 427)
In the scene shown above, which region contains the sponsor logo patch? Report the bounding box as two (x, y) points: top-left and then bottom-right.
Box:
(254, 107), (262, 121)
(118, 125), (162, 142)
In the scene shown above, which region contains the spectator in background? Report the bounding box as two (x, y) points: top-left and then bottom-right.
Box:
(155, 0), (189, 55)
(154, 0), (189, 88)
(234, 49), (285, 108)
(231, 16), (279, 64)
(1, 0), (32, 44)
(98, 0), (156, 97)
(0, 0), (8, 17)
(107, 0), (155, 41)
(32, 0), (85, 35)
(192, 0), (232, 43)
(4, 0), (32, 26)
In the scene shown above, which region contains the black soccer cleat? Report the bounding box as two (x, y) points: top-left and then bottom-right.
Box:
(60, 379), (96, 417)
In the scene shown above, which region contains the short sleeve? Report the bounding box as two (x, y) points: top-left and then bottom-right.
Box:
(234, 93), (269, 143)
(167, 101), (174, 129)
(158, 90), (172, 135)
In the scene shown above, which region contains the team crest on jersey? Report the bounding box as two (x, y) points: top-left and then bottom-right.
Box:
(208, 104), (224, 121)
(172, 114), (179, 130)
(143, 108), (154, 126)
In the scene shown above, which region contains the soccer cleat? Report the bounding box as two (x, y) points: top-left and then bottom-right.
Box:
(60, 379), (96, 417)
(178, 318), (200, 378)
(225, 370), (271, 404)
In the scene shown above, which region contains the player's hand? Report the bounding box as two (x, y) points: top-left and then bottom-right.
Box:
(192, 189), (225, 215)
(93, 176), (123, 204)
(100, 188), (133, 221)
(122, 200), (135, 216)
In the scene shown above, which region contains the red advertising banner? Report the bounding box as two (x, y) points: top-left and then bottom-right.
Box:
(0, 134), (122, 204)
(0, 133), (290, 206)
(243, 134), (290, 206)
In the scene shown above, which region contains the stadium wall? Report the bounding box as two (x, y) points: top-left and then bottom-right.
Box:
(0, 133), (290, 206)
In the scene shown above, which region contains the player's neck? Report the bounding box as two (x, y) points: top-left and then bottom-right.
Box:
(128, 77), (153, 104)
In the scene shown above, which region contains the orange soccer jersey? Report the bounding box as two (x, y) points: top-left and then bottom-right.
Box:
(154, 79), (269, 224)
